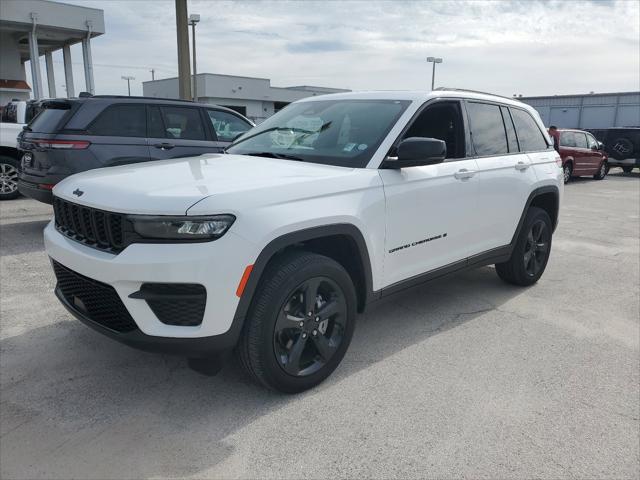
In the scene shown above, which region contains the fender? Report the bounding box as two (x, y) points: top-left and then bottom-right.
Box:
(232, 223), (375, 324)
(511, 185), (560, 244)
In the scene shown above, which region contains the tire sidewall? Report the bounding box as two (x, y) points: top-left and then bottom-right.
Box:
(511, 208), (553, 285)
(249, 254), (357, 393)
(563, 163), (572, 184)
(0, 155), (20, 200)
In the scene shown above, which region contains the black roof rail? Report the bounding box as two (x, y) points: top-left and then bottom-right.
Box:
(90, 95), (195, 102)
(433, 87), (520, 102)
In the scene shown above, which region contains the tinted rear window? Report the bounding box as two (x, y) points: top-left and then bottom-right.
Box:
(28, 107), (70, 133)
(511, 108), (548, 152)
(88, 105), (146, 137)
(467, 102), (509, 156)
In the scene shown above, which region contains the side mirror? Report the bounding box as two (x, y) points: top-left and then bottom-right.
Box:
(597, 141), (605, 151)
(382, 137), (447, 169)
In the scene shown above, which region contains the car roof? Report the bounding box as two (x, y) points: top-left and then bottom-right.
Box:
(295, 88), (533, 110)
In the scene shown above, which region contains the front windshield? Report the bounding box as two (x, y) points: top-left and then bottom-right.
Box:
(226, 99), (410, 167)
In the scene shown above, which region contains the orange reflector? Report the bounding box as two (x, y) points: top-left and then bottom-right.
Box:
(38, 183), (55, 190)
(236, 265), (253, 297)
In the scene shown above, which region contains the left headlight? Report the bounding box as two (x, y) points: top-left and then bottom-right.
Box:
(128, 214), (235, 241)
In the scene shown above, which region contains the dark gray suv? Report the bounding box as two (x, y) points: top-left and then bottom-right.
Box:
(17, 96), (253, 204)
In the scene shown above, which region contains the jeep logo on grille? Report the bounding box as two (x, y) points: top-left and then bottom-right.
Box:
(72, 188), (84, 197)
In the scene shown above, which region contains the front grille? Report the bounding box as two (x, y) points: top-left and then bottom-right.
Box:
(53, 261), (137, 333)
(53, 197), (128, 253)
(137, 283), (206, 327)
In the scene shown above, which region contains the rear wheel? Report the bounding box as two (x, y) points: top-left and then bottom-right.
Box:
(563, 163), (572, 184)
(496, 207), (552, 286)
(593, 162), (607, 180)
(0, 156), (20, 200)
(622, 166), (634, 173)
(237, 251), (356, 393)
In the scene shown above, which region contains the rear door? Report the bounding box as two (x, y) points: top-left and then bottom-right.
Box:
(466, 101), (538, 252)
(585, 132), (604, 172)
(81, 104), (150, 167)
(571, 131), (591, 173)
(147, 105), (225, 160)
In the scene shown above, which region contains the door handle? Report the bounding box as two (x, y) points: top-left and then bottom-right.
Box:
(515, 161), (530, 171)
(454, 168), (476, 180)
(153, 142), (175, 150)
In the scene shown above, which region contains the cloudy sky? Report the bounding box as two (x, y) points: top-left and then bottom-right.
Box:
(28, 0), (639, 98)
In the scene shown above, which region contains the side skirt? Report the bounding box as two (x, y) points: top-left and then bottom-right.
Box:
(372, 245), (512, 301)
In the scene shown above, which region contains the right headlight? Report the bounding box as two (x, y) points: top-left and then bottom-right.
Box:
(128, 214), (235, 241)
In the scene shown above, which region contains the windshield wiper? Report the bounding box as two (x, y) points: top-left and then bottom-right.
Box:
(242, 151), (306, 162)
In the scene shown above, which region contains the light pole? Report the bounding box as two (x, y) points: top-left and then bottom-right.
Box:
(427, 57), (443, 91)
(189, 14), (200, 101)
(121, 75), (135, 96)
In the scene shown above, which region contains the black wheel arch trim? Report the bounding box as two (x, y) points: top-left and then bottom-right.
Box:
(232, 223), (375, 326)
(511, 185), (560, 241)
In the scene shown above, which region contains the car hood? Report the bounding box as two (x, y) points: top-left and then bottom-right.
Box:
(52, 153), (359, 215)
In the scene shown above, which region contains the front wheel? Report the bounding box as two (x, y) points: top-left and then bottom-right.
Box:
(593, 162), (607, 180)
(0, 156), (20, 200)
(496, 207), (552, 286)
(237, 251), (356, 393)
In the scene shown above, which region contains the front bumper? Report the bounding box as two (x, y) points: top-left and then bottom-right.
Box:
(45, 221), (258, 352)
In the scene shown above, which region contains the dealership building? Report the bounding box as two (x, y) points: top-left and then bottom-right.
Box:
(143, 73), (349, 123)
(520, 91), (640, 129)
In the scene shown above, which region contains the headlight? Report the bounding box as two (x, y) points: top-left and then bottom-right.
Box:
(128, 214), (235, 241)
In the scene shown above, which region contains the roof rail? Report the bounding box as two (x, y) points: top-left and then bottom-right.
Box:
(433, 87), (521, 102)
(90, 95), (195, 102)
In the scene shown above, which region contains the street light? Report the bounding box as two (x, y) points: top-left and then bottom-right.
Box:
(426, 57), (443, 91)
(189, 13), (200, 101)
(121, 75), (135, 96)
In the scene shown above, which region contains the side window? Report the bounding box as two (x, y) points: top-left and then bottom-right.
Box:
(88, 105), (146, 137)
(586, 133), (598, 149)
(147, 106), (165, 138)
(510, 108), (548, 152)
(160, 107), (206, 140)
(500, 106), (519, 153)
(207, 109), (251, 142)
(466, 102), (508, 156)
(574, 132), (588, 149)
(560, 131), (575, 147)
(402, 101), (465, 159)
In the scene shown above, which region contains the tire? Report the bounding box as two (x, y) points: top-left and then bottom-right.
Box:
(593, 161), (607, 180)
(237, 250), (357, 393)
(495, 207), (552, 286)
(610, 137), (634, 160)
(0, 155), (20, 200)
(563, 163), (572, 184)
(622, 166), (634, 173)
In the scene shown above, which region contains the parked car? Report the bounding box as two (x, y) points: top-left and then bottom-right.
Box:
(17, 96), (254, 204)
(0, 99), (44, 199)
(587, 127), (640, 173)
(551, 128), (608, 183)
(45, 89), (562, 393)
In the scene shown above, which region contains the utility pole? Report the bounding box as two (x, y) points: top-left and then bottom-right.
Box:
(150, 69), (155, 81)
(175, 0), (192, 100)
(121, 75), (135, 96)
(189, 14), (200, 101)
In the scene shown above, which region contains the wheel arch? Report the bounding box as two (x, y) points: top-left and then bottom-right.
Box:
(0, 146), (20, 160)
(511, 186), (560, 245)
(234, 224), (374, 324)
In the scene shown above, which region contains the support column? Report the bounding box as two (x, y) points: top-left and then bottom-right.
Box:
(45, 51), (56, 98)
(62, 45), (75, 98)
(82, 21), (95, 94)
(28, 13), (43, 99)
(175, 0), (192, 100)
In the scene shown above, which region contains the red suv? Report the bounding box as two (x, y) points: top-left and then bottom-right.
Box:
(549, 128), (608, 184)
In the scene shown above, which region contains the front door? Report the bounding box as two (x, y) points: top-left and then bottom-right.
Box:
(379, 100), (481, 287)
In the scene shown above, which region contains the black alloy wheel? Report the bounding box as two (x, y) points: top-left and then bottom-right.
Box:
(273, 277), (347, 376)
(523, 220), (550, 278)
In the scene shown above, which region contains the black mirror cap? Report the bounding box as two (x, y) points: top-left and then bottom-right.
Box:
(383, 137), (447, 169)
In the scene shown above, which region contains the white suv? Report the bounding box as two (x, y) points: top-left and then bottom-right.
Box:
(45, 90), (563, 393)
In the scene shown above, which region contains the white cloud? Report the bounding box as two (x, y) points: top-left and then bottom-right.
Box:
(27, 0), (640, 97)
